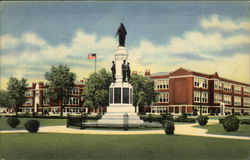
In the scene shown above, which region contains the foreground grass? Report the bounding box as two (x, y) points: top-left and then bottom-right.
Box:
(1, 133), (249, 160)
(195, 123), (250, 137)
(0, 117), (66, 130)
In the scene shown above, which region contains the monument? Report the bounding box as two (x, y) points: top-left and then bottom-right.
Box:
(98, 23), (144, 126)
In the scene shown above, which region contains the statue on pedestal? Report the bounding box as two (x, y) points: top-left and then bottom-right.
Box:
(111, 61), (116, 82)
(116, 23), (127, 47)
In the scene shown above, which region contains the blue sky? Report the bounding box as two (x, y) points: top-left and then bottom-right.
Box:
(1, 2), (249, 89)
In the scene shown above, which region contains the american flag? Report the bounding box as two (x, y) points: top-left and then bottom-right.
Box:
(87, 53), (96, 60)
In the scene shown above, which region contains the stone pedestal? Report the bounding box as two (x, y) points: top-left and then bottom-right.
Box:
(98, 46), (144, 126)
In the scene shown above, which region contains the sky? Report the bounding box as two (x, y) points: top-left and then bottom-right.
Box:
(0, 2), (249, 89)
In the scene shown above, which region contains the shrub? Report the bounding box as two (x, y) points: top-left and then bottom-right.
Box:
(197, 115), (209, 125)
(24, 120), (40, 133)
(240, 119), (250, 125)
(7, 117), (20, 128)
(161, 113), (173, 121)
(163, 120), (175, 135)
(223, 115), (240, 132)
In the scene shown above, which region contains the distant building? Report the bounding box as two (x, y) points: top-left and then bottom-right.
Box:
(19, 80), (86, 116)
(149, 67), (250, 115)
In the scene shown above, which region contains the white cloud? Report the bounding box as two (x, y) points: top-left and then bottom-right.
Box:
(201, 15), (250, 32)
(0, 34), (20, 50)
(21, 32), (48, 47)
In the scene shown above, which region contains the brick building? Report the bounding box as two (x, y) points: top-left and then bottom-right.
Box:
(150, 67), (250, 115)
(19, 80), (86, 116)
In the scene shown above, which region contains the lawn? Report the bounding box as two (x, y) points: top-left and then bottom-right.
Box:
(1, 133), (249, 160)
(195, 123), (250, 137)
(0, 116), (66, 130)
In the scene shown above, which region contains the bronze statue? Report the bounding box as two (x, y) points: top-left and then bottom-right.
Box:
(111, 61), (116, 82)
(126, 62), (131, 82)
(116, 23), (127, 47)
(122, 60), (127, 82)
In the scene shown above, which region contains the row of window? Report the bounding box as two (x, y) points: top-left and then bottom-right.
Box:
(214, 94), (250, 106)
(25, 88), (80, 97)
(214, 80), (249, 95)
(154, 79), (169, 89)
(194, 91), (208, 103)
(157, 92), (169, 103)
(194, 77), (208, 88)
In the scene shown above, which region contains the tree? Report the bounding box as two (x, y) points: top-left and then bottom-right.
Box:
(44, 64), (76, 116)
(130, 74), (158, 111)
(83, 68), (112, 112)
(7, 77), (28, 115)
(0, 90), (15, 108)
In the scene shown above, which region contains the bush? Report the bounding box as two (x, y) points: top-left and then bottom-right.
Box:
(24, 120), (40, 133)
(240, 119), (250, 125)
(197, 115), (209, 125)
(223, 115), (240, 132)
(7, 117), (20, 128)
(161, 113), (173, 121)
(163, 120), (175, 135)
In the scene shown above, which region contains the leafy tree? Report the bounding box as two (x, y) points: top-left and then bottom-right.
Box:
(44, 64), (76, 116)
(0, 90), (15, 108)
(7, 77), (28, 115)
(83, 68), (112, 111)
(130, 74), (158, 109)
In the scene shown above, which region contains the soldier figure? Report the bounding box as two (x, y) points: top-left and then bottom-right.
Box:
(111, 61), (116, 82)
(122, 60), (127, 82)
(126, 62), (131, 82)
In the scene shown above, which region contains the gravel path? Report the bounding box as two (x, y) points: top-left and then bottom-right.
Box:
(1, 120), (249, 140)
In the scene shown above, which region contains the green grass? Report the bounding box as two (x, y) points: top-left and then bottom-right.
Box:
(0, 133), (249, 160)
(195, 123), (250, 137)
(0, 117), (66, 130)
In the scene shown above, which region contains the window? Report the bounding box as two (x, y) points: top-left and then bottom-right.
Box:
(219, 82), (223, 90)
(155, 79), (169, 89)
(25, 90), (32, 97)
(214, 80), (219, 89)
(157, 92), (169, 103)
(223, 83), (232, 92)
(224, 95), (231, 105)
(201, 92), (208, 103)
(194, 91), (200, 102)
(234, 96), (241, 106)
(43, 89), (48, 96)
(194, 77), (208, 88)
(194, 91), (208, 103)
(43, 97), (49, 105)
(243, 97), (250, 106)
(68, 88), (79, 95)
(243, 87), (250, 95)
(24, 99), (32, 106)
(66, 97), (79, 105)
(234, 85), (241, 94)
(214, 93), (222, 103)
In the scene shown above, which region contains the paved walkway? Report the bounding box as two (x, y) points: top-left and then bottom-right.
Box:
(1, 120), (249, 140)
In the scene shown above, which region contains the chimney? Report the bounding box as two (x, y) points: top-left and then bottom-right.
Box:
(145, 69), (151, 77)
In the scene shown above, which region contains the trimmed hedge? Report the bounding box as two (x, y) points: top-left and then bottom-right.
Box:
(24, 120), (40, 133)
(197, 115), (209, 125)
(163, 120), (175, 135)
(223, 115), (240, 132)
(7, 117), (20, 128)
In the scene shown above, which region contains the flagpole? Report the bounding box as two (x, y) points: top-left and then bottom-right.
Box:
(95, 57), (96, 74)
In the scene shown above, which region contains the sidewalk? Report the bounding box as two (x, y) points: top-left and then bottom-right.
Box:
(1, 120), (249, 140)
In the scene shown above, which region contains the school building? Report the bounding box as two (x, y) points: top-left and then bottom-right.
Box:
(149, 67), (250, 115)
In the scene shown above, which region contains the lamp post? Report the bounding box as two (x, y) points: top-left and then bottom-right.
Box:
(200, 84), (202, 116)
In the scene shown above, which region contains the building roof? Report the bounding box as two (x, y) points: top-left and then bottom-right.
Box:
(151, 72), (169, 76)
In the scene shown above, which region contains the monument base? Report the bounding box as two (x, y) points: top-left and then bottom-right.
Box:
(98, 104), (144, 126)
